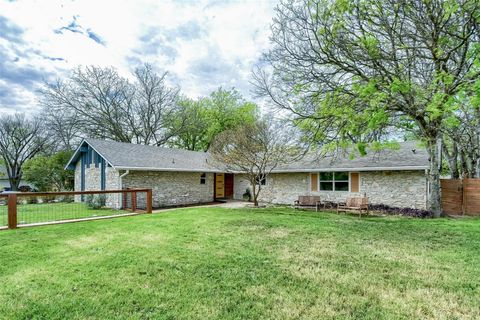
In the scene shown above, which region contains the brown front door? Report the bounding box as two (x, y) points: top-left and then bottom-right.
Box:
(225, 174), (234, 198)
(215, 173), (225, 198)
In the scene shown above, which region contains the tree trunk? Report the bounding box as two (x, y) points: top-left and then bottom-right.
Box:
(251, 183), (258, 207)
(9, 177), (20, 191)
(427, 138), (443, 217)
(442, 142), (459, 179)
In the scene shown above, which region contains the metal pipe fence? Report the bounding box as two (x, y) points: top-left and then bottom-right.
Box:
(1, 189), (152, 229)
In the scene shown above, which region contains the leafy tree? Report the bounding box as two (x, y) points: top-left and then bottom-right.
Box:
(23, 151), (74, 191)
(210, 119), (299, 206)
(169, 88), (258, 151)
(254, 0), (480, 217)
(0, 114), (51, 191)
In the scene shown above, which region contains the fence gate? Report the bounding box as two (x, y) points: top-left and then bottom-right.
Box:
(441, 179), (480, 216)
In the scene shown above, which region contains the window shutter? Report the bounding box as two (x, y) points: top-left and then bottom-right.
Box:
(311, 173), (318, 192)
(350, 172), (360, 192)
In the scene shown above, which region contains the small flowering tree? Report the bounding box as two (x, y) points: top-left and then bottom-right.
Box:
(210, 119), (299, 206)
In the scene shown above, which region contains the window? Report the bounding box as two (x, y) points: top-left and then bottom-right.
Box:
(319, 172), (349, 191)
(255, 174), (266, 186)
(200, 173), (206, 184)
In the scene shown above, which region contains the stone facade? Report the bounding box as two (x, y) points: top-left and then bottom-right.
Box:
(233, 170), (427, 209)
(122, 171), (214, 208)
(74, 162), (121, 208)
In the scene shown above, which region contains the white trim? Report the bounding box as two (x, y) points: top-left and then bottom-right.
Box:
(271, 166), (428, 173)
(64, 138), (115, 170)
(349, 172), (352, 192)
(64, 139), (86, 170)
(317, 171), (350, 192)
(115, 166), (219, 173)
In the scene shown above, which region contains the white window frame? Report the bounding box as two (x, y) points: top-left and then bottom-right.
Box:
(318, 171), (350, 192)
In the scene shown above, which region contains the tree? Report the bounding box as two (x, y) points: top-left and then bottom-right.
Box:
(168, 98), (211, 151)
(0, 114), (51, 191)
(169, 88), (258, 151)
(441, 81), (480, 178)
(40, 64), (181, 146)
(254, 0), (480, 217)
(23, 150), (74, 191)
(42, 104), (81, 151)
(210, 119), (299, 206)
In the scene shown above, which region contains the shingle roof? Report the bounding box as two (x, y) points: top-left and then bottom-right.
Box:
(84, 138), (218, 172)
(274, 141), (429, 172)
(67, 139), (429, 172)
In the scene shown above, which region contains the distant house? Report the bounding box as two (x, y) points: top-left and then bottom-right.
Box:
(0, 166), (32, 191)
(65, 139), (429, 209)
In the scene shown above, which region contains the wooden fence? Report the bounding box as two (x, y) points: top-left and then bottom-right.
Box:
(0, 189), (152, 230)
(441, 179), (480, 215)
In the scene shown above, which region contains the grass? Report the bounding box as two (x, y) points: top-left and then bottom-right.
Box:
(0, 202), (128, 227)
(0, 207), (479, 319)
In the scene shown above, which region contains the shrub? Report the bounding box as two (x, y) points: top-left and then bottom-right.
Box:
(18, 185), (32, 192)
(85, 194), (106, 209)
(243, 188), (252, 202)
(369, 204), (433, 218)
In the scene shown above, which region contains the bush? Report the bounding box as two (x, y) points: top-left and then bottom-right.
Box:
(243, 188), (252, 202)
(369, 204), (433, 218)
(18, 185), (32, 192)
(85, 194), (106, 209)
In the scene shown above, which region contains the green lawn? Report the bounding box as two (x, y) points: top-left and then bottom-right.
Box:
(0, 207), (479, 319)
(0, 202), (128, 227)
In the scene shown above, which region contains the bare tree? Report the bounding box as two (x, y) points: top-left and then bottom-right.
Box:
(132, 64), (181, 145)
(210, 119), (300, 206)
(254, 0), (480, 216)
(40, 64), (181, 146)
(0, 114), (51, 191)
(41, 105), (82, 151)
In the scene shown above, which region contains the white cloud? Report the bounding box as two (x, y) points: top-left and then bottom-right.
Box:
(0, 0), (277, 113)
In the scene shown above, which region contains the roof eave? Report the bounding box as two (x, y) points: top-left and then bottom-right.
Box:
(271, 165), (429, 173)
(64, 138), (87, 170)
(114, 166), (222, 173)
(64, 138), (116, 170)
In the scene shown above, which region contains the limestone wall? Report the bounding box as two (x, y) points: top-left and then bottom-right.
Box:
(74, 162), (120, 208)
(234, 170), (427, 209)
(122, 171), (214, 208)
(360, 171), (427, 209)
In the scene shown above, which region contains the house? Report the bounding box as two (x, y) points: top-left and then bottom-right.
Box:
(0, 166), (33, 191)
(65, 139), (429, 209)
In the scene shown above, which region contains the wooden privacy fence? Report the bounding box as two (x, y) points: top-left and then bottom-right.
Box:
(441, 179), (480, 215)
(0, 189), (152, 230)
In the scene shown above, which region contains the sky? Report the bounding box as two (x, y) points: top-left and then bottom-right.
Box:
(0, 0), (278, 114)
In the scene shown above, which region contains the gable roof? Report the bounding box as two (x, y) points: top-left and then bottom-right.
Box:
(66, 139), (429, 173)
(66, 138), (218, 172)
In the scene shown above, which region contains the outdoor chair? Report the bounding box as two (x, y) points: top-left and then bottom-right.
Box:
(294, 196), (322, 212)
(337, 196), (369, 217)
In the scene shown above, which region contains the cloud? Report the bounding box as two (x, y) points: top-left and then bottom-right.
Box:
(0, 0), (277, 113)
(55, 16), (106, 45)
(0, 15), (24, 43)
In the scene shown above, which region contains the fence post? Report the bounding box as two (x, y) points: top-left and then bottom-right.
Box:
(131, 191), (137, 212)
(7, 193), (17, 229)
(146, 189), (152, 214)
